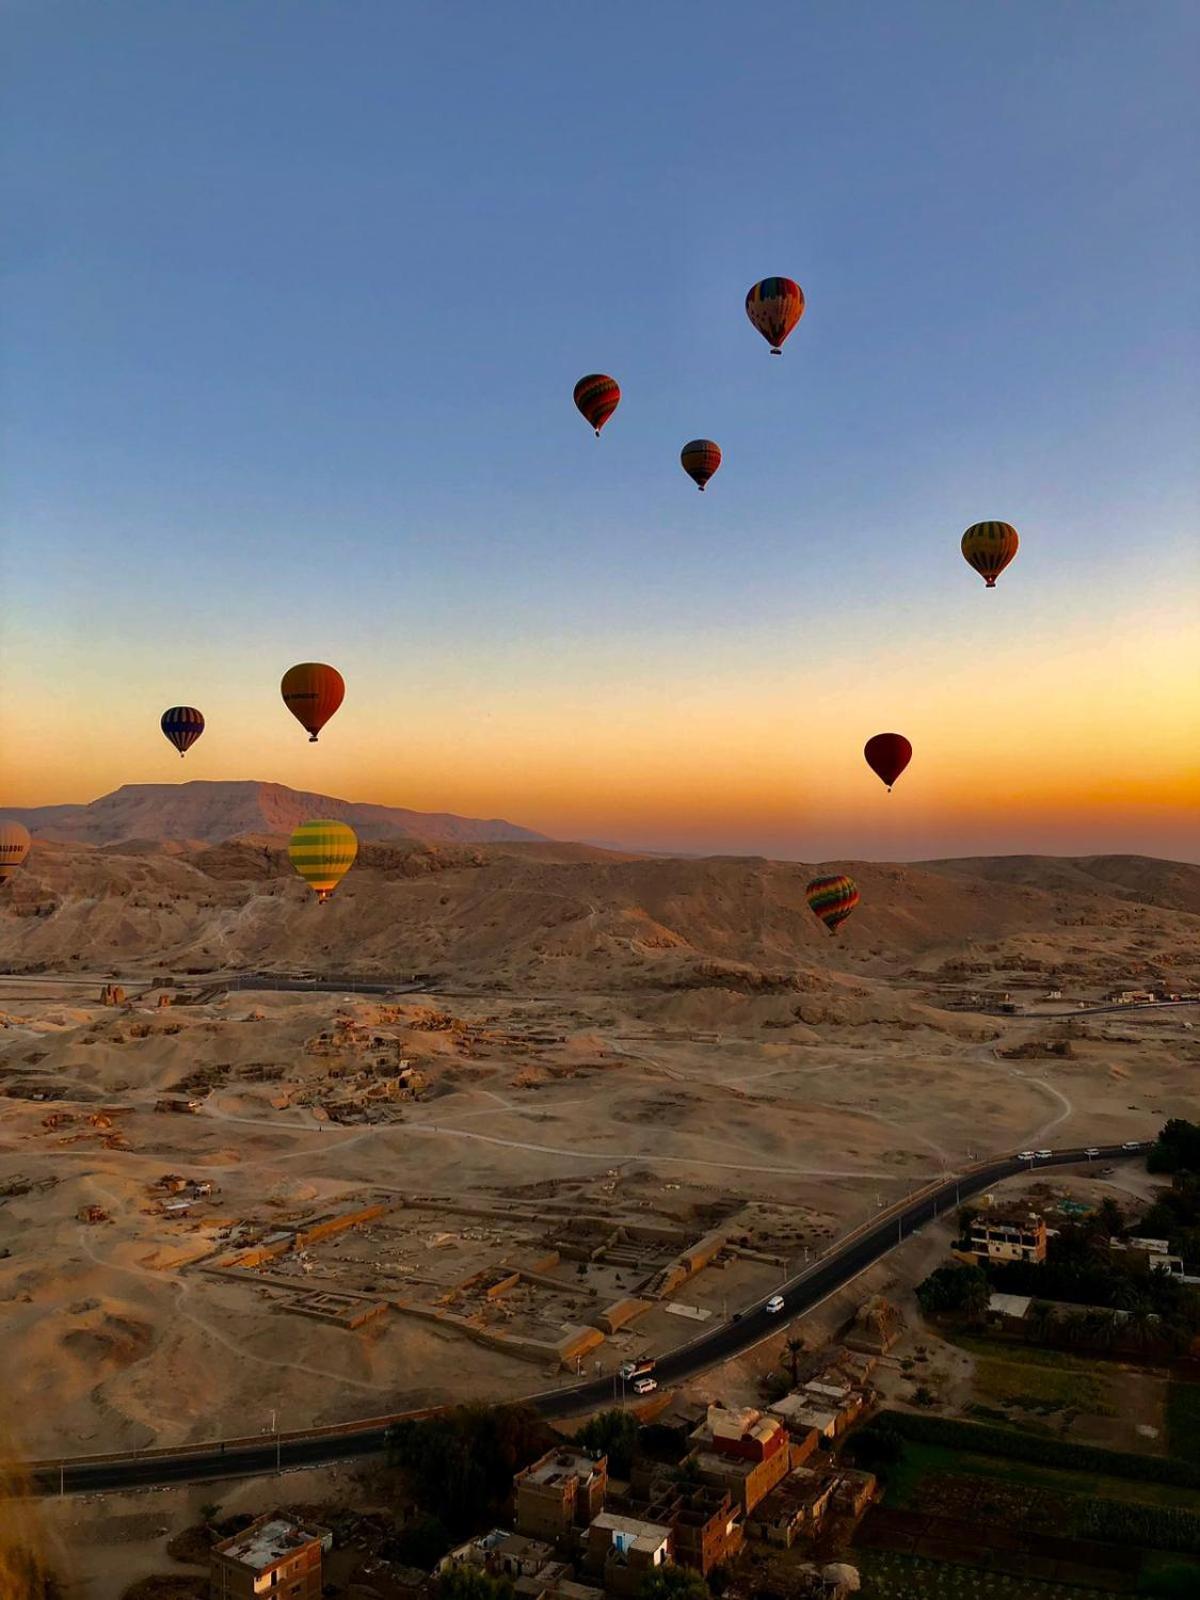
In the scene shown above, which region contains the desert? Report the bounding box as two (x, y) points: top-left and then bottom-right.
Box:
(2, 786), (1197, 1481)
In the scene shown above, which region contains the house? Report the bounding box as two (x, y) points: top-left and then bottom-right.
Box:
(692, 1443), (792, 1514)
(744, 1468), (837, 1548)
(584, 1511), (672, 1598)
(1110, 1236), (1186, 1278)
(439, 1531), (555, 1580)
(515, 1447), (608, 1540)
(209, 1514), (329, 1598)
(669, 1486), (743, 1576)
(767, 1381), (865, 1442)
(830, 1468), (877, 1518)
(968, 1208), (1048, 1264)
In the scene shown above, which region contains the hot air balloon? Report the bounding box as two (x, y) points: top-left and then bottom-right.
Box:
(864, 733), (912, 792)
(573, 374), (621, 437)
(745, 277), (805, 354)
(805, 874), (859, 936)
(961, 521), (1019, 588)
(161, 706), (205, 758)
(0, 821), (31, 888)
(288, 819), (358, 903)
(281, 663), (345, 742)
(680, 439), (722, 491)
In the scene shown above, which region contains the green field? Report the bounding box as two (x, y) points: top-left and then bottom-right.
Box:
(858, 1550), (1106, 1598)
(885, 1441), (1200, 1515)
(972, 1354), (1115, 1417)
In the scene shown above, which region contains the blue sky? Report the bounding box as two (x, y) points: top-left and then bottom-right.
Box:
(2, 2), (1197, 858)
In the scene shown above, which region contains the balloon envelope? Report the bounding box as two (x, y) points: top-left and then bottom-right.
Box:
(805, 874), (859, 935)
(281, 663), (345, 742)
(573, 374), (621, 436)
(864, 733), (912, 791)
(288, 819), (358, 902)
(745, 277), (805, 353)
(680, 439), (722, 491)
(961, 521), (1019, 587)
(0, 821), (32, 888)
(161, 706), (205, 758)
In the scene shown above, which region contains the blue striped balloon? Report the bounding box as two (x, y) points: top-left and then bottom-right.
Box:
(161, 706), (205, 757)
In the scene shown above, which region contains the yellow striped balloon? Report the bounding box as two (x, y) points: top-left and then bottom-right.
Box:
(0, 821), (31, 888)
(288, 819), (358, 903)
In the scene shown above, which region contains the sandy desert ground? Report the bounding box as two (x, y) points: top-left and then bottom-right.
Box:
(1, 832), (1197, 1481)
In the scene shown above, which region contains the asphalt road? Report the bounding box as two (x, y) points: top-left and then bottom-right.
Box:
(28, 1140), (1146, 1497)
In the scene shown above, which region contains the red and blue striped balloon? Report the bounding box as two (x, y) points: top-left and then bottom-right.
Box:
(161, 706), (205, 757)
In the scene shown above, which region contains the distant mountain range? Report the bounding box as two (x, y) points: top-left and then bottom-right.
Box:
(2, 781), (548, 848)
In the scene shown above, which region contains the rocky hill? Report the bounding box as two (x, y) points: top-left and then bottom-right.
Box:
(3, 781), (547, 848)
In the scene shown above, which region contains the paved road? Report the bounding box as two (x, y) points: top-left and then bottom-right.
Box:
(28, 1140), (1146, 1497)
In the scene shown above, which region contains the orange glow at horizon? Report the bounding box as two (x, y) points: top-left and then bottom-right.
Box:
(3, 611), (1197, 861)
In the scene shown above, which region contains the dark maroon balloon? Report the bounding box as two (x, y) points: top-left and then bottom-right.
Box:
(864, 732), (912, 792)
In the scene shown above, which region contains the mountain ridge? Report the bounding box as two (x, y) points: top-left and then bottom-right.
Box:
(1, 780), (548, 848)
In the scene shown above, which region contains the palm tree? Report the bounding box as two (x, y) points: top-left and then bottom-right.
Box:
(784, 1335), (807, 1386)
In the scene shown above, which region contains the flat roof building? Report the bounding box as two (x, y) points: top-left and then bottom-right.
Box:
(515, 1447), (608, 1540)
(209, 1514), (328, 1599)
(968, 1209), (1047, 1265)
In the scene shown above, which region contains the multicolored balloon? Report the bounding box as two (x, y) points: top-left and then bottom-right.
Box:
(745, 277), (805, 354)
(864, 733), (912, 792)
(573, 374), (621, 437)
(961, 521), (1019, 588)
(805, 874), (859, 936)
(680, 439), (722, 491)
(0, 821), (31, 888)
(161, 706), (205, 758)
(281, 663), (345, 742)
(288, 819), (358, 903)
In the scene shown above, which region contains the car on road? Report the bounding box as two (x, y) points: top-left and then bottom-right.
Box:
(765, 1294), (785, 1315)
(632, 1377), (657, 1395)
(1122, 1140), (1143, 1151)
(619, 1360), (654, 1381)
(1036, 1149), (1053, 1159)
(1085, 1146), (1100, 1157)
(1018, 1151), (1036, 1161)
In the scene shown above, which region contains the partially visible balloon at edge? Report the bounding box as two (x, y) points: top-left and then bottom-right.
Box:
(161, 706), (205, 758)
(864, 732), (912, 792)
(745, 276), (806, 354)
(281, 663), (345, 742)
(573, 374), (621, 437)
(961, 521), (1019, 588)
(0, 821), (32, 888)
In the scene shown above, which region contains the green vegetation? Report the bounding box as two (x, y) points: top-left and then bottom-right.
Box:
(858, 1550), (1101, 1598)
(1147, 1119), (1200, 1176)
(385, 1404), (547, 1537)
(1166, 1383), (1200, 1468)
(877, 1409), (1200, 1489)
(637, 1566), (709, 1600)
(1073, 1498), (1200, 1555)
(387, 1512), (452, 1569)
(970, 1347), (1115, 1416)
(916, 1263), (989, 1318)
(438, 1568), (514, 1600)
(1140, 1122), (1200, 1267)
(881, 1439), (1200, 1514)
(844, 1416), (903, 1474)
(573, 1408), (640, 1477)
(1138, 1555), (1200, 1596)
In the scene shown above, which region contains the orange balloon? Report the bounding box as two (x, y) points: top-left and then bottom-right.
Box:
(281, 663), (345, 742)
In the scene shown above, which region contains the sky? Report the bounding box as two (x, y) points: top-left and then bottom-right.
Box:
(2, 2), (1197, 861)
